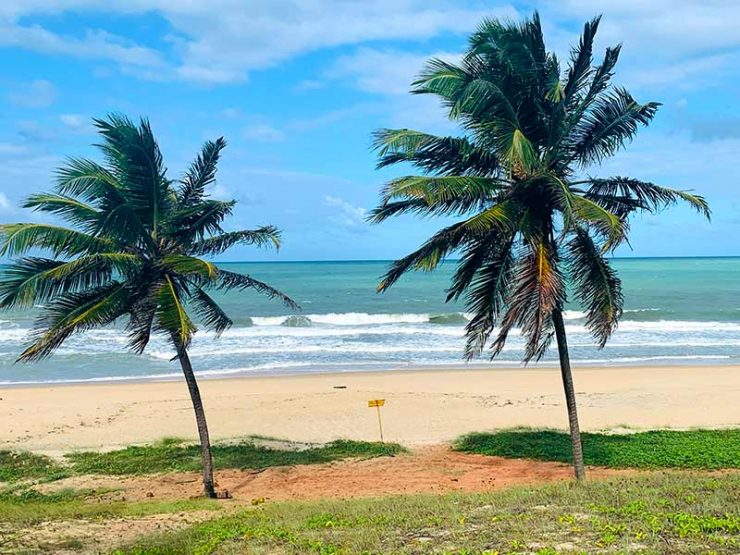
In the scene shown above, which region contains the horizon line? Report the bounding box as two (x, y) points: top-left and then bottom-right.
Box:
(211, 255), (740, 264)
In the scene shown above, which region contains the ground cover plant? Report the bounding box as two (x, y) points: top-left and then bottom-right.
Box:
(455, 429), (740, 470)
(112, 472), (740, 554)
(66, 438), (403, 476)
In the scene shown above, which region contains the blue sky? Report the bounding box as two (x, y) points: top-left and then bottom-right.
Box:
(1, 1), (738, 261)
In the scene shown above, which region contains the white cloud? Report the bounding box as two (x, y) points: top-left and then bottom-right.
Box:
(0, 22), (163, 68)
(17, 120), (58, 141)
(553, 1), (740, 55)
(243, 123), (284, 143)
(0, 1), (515, 83)
(220, 108), (242, 119)
(623, 54), (735, 90)
(324, 195), (368, 228)
(324, 48), (459, 132)
(327, 48), (439, 95)
(2, 0), (739, 93)
(0, 142), (28, 155)
(294, 79), (325, 92)
(287, 103), (375, 132)
(8, 79), (56, 108)
(0, 192), (11, 210)
(59, 113), (86, 128)
(538, 1), (740, 93)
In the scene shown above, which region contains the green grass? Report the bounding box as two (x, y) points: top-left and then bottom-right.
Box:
(0, 450), (67, 482)
(454, 429), (740, 470)
(0, 439), (402, 486)
(66, 439), (403, 476)
(111, 472), (740, 554)
(0, 486), (220, 525)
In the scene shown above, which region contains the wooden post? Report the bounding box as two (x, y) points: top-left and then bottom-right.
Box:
(368, 399), (386, 443)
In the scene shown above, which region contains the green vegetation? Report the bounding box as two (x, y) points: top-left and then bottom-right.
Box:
(0, 487), (218, 525)
(67, 439), (403, 476)
(455, 429), (740, 470)
(0, 114), (297, 497)
(0, 450), (67, 482)
(0, 439), (402, 553)
(0, 439), (401, 484)
(112, 473), (740, 554)
(368, 11), (710, 480)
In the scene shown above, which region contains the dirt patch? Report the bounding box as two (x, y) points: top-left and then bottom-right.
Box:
(1, 511), (215, 555)
(39, 446), (628, 503)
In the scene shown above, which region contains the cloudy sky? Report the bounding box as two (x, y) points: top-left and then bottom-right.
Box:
(1, 1), (738, 260)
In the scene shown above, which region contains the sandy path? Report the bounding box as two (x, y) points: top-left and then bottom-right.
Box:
(1, 365), (738, 454)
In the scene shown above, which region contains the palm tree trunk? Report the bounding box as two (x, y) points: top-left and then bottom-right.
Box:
(552, 308), (586, 480)
(175, 343), (216, 498)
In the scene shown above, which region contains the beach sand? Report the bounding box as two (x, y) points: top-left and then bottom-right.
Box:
(1, 365), (738, 454)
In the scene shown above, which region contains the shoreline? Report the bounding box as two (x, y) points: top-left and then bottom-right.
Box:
(1, 364), (738, 454)
(0, 358), (736, 389)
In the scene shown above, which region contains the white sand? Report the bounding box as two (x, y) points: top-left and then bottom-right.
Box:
(1, 365), (738, 455)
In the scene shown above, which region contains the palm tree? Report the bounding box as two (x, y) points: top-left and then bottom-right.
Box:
(0, 114), (297, 497)
(369, 13), (709, 480)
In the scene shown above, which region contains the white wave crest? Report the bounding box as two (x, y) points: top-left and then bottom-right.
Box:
(252, 312), (433, 326)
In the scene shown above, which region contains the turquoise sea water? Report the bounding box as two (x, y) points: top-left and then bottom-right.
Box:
(0, 257), (739, 384)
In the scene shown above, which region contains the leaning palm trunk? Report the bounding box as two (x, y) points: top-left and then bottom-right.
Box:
(176, 343), (216, 498)
(552, 309), (586, 480)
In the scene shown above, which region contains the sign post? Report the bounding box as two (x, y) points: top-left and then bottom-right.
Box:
(367, 399), (385, 442)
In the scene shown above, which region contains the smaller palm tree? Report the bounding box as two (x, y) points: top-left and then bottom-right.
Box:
(0, 114), (297, 498)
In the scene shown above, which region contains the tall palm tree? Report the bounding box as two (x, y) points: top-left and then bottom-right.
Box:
(369, 13), (709, 479)
(0, 114), (297, 497)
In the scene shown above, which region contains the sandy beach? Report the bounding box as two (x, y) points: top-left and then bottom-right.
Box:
(1, 365), (738, 455)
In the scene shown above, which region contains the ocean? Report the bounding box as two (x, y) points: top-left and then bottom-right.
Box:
(0, 257), (738, 384)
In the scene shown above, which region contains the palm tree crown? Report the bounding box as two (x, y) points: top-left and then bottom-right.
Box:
(0, 114), (296, 361)
(370, 13), (709, 362)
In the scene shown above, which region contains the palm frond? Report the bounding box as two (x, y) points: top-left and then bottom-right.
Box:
(214, 269), (298, 310)
(566, 227), (623, 347)
(0, 223), (115, 257)
(54, 157), (151, 248)
(585, 177), (711, 219)
(125, 289), (159, 354)
(493, 239), (565, 362)
(54, 157), (123, 202)
(23, 193), (100, 231)
(161, 254), (217, 281)
(0, 258), (65, 309)
(570, 195), (625, 249)
(191, 288), (233, 336)
(179, 137), (227, 206)
(190, 227), (281, 256)
(93, 114), (169, 235)
(168, 200), (236, 242)
(372, 129), (501, 176)
(19, 283), (129, 362)
(412, 58), (470, 101)
(460, 243), (515, 359)
(154, 275), (197, 349)
(570, 88), (659, 166)
(377, 221), (472, 292)
(0, 254), (138, 309)
(380, 175), (504, 205)
(562, 16), (601, 105)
